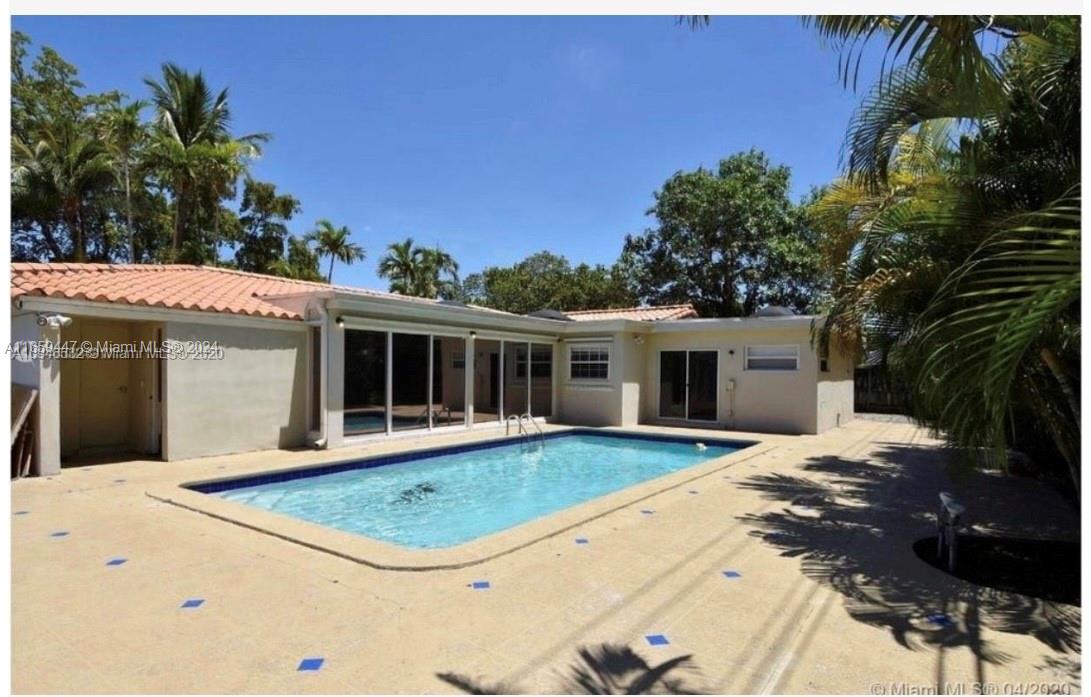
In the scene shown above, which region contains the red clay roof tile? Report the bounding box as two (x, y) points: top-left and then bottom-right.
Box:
(565, 304), (698, 322)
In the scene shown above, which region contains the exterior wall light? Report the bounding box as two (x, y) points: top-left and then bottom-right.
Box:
(335, 316), (345, 328)
(37, 313), (72, 328)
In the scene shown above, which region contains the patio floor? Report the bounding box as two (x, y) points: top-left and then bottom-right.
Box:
(12, 419), (1080, 694)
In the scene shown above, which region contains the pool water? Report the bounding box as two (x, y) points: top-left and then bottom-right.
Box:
(205, 432), (748, 549)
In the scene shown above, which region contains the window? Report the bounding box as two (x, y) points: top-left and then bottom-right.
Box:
(569, 345), (610, 380)
(516, 344), (553, 379)
(745, 345), (799, 371)
(532, 345), (553, 378)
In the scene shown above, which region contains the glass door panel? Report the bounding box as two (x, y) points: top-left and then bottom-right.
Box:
(391, 333), (429, 432)
(687, 350), (718, 421)
(343, 329), (387, 435)
(658, 351), (687, 418)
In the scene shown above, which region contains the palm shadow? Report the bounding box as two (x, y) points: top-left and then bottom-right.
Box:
(736, 443), (1080, 683)
(437, 643), (701, 694)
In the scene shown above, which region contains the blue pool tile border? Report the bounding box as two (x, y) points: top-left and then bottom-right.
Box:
(186, 429), (757, 495)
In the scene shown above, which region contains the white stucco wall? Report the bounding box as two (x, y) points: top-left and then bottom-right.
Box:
(11, 312), (61, 474)
(556, 333), (624, 426)
(641, 324), (836, 435)
(816, 337), (856, 432)
(162, 321), (309, 461)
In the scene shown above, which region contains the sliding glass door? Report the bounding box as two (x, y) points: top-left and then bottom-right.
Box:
(344, 329), (387, 435)
(658, 350), (718, 422)
(391, 333), (429, 432)
(342, 328), (553, 437)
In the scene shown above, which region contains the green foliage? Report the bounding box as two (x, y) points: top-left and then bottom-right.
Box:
(377, 237), (459, 299)
(307, 219), (365, 283)
(621, 150), (826, 317)
(278, 235), (326, 282)
(232, 179), (301, 275)
(458, 251), (635, 314)
(808, 15), (1081, 490)
(9, 32), (313, 273)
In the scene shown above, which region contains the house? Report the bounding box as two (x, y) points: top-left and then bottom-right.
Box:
(10, 263), (855, 475)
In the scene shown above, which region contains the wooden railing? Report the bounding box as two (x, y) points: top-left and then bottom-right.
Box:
(11, 384), (38, 479)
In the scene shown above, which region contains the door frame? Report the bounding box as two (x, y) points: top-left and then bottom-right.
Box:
(656, 348), (720, 423)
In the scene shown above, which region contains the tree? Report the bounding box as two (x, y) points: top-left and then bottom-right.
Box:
(376, 237), (460, 298)
(278, 235), (325, 281)
(143, 63), (268, 262)
(458, 251), (636, 314)
(10, 33), (320, 274)
(307, 219), (365, 283)
(101, 98), (147, 262)
(621, 150), (825, 317)
(806, 15), (1080, 489)
(233, 179), (301, 275)
(13, 120), (114, 262)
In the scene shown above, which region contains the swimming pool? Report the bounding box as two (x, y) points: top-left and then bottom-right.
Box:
(191, 431), (751, 549)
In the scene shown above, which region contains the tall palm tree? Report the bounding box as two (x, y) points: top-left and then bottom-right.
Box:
(143, 63), (268, 260)
(101, 99), (146, 262)
(377, 238), (419, 294)
(13, 121), (114, 262)
(307, 219), (365, 283)
(377, 237), (460, 298)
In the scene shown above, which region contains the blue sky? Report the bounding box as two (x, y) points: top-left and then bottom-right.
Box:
(14, 15), (879, 290)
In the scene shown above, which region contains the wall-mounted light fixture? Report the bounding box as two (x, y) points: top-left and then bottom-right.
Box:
(335, 316), (345, 328)
(633, 335), (646, 345)
(37, 313), (73, 328)
(469, 330), (477, 338)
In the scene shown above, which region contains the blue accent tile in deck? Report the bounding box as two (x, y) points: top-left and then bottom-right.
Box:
(575, 538), (589, 545)
(105, 558), (127, 566)
(114, 479), (126, 484)
(14, 510), (29, 516)
(640, 509), (655, 515)
(688, 490), (699, 494)
(645, 634), (670, 646)
(927, 613), (954, 627)
(297, 658), (324, 671)
(470, 581), (490, 590)
(722, 571), (742, 579)
(180, 599), (205, 609)
(49, 531), (68, 538)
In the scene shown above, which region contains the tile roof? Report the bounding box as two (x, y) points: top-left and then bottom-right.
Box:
(9, 263), (452, 321)
(564, 303), (698, 322)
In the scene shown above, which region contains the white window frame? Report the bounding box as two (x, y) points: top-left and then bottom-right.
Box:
(516, 344), (553, 382)
(744, 344), (800, 372)
(568, 343), (611, 382)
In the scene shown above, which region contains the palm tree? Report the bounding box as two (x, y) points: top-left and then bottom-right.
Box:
(101, 99), (146, 262)
(377, 238), (419, 294)
(307, 219), (365, 283)
(13, 121), (114, 262)
(377, 237), (460, 298)
(143, 63), (268, 260)
(806, 15), (1080, 489)
(419, 246), (460, 298)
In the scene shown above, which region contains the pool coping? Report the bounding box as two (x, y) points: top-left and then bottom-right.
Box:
(146, 427), (775, 571)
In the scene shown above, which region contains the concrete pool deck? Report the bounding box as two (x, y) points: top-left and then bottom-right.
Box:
(12, 420), (1081, 693)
